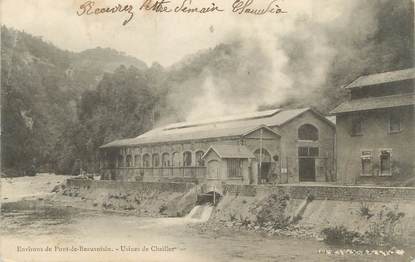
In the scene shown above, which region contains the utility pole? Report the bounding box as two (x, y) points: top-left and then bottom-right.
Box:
(259, 128), (263, 183)
(213, 186), (216, 205)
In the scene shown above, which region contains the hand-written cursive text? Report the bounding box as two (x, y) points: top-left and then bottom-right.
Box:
(232, 0), (287, 15)
(77, 1), (134, 25)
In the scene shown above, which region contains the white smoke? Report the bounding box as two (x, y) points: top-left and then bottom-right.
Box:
(162, 0), (410, 122)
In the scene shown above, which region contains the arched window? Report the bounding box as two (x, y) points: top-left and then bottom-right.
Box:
(254, 149), (271, 162)
(195, 150), (205, 166)
(126, 155), (132, 167)
(143, 154), (150, 168)
(118, 155), (124, 167)
(152, 153), (160, 167)
(162, 153), (170, 167)
(172, 152), (180, 166)
(134, 155), (141, 167)
(183, 151), (192, 166)
(298, 124), (319, 141)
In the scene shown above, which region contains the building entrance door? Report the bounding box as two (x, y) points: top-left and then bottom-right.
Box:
(258, 162), (271, 184)
(207, 160), (220, 179)
(254, 148), (272, 184)
(298, 147), (318, 182)
(299, 158), (316, 182)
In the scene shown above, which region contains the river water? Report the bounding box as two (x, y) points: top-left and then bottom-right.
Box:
(1, 200), (412, 262)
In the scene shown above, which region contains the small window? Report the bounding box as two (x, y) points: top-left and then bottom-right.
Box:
(380, 150), (392, 176)
(126, 155), (132, 167)
(152, 153), (160, 167)
(143, 154), (150, 168)
(360, 150), (372, 176)
(162, 153), (170, 167)
(227, 159), (243, 177)
(351, 117), (363, 136)
(309, 147), (319, 157)
(298, 147), (319, 157)
(298, 147), (308, 157)
(389, 111), (401, 133)
(183, 151), (192, 166)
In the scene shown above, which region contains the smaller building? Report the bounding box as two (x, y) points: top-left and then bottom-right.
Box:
(331, 68), (415, 185)
(202, 144), (255, 189)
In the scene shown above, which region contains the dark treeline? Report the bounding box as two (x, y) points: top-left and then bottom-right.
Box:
(1, 0), (413, 177)
(1, 26), (154, 176)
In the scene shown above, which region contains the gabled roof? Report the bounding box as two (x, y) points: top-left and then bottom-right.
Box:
(330, 93), (415, 114)
(202, 145), (255, 159)
(100, 125), (280, 148)
(345, 68), (415, 89)
(242, 125), (281, 137)
(100, 108), (331, 148)
(325, 116), (336, 125)
(163, 109), (280, 130)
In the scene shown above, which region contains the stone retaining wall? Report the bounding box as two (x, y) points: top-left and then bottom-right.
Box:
(223, 184), (415, 202)
(66, 179), (415, 202)
(66, 179), (195, 193)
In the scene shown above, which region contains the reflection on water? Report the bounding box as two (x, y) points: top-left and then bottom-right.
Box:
(2, 200), (92, 236)
(1, 202), (215, 237)
(3, 200), (80, 220)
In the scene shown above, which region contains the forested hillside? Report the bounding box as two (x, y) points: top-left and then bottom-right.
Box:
(1, 26), (152, 176)
(1, 0), (413, 177)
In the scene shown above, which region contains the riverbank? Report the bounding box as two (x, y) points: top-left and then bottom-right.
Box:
(2, 200), (414, 262)
(3, 175), (415, 251)
(195, 192), (415, 248)
(50, 178), (415, 247)
(1, 173), (69, 203)
(1, 174), (199, 218)
(50, 179), (198, 217)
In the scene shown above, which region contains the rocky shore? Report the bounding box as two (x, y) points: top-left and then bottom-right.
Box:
(3, 174), (415, 249)
(1, 173), (68, 203)
(191, 192), (415, 248)
(50, 178), (198, 218)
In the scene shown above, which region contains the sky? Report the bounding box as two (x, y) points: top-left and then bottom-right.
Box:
(1, 0), (413, 120)
(0, 0), (321, 66)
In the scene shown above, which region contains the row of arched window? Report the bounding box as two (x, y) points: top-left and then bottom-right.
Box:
(114, 123), (318, 168)
(117, 150), (205, 168)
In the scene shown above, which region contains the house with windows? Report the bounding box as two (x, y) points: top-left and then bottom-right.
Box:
(99, 107), (335, 188)
(330, 68), (415, 185)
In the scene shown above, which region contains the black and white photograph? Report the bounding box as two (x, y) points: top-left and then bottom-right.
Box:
(1, 0), (414, 261)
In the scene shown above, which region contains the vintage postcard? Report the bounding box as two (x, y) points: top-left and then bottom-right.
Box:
(1, 0), (414, 261)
